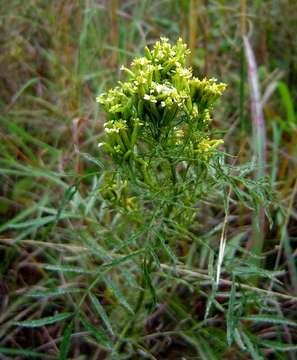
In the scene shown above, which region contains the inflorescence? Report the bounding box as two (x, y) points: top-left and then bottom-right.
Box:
(97, 37), (226, 180)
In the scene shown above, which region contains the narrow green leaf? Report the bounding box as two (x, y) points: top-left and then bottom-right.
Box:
(8, 215), (66, 229)
(101, 249), (143, 271)
(27, 288), (82, 298)
(59, 320), (74, 360)
(278, 81), (296, 127)
(104, 276), (134, 314)
(80, 151), (103, 168)
(0, 164), (67, 188)
(143, 257), (157, 309)
(13, 312), (73, 328)
(234, 328), (246, 351)
(204, 250), (216, 320)
(241, 315), (297, 327)
(181, 333), (218, 360)
(155, 231), (177, 265)
(80, 316), (112, 350)
(0, 204), (38, 233)
(121, 267), (140, 289)
(0, 347), (54, 359)
(41, 264), (93, 275)
(89, 293), (114, 336)
(0, 114), (60, 155)
(261, 339), (297, 352)
(240, 330), (263, 360)
(227, 274), (236, 347)
(283, 226), (297, 294)
(55, 184), (78, 225)
(11, 78), (39, 103)
(198, 335), (219, 360)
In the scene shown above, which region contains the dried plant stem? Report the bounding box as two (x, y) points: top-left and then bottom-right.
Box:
(239, 0), (247, 162)
(189, 0), (199, 65)
(203, 0), (209, 75)
(160, 264), (297, 303)
(272, 179), (297, 295)
(216, 186), (232, 285)
(243, 35), (266, 269)
(240, 0), (247, 36)
(110, 0), (119, 67)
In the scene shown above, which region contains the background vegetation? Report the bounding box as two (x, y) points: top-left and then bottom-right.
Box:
(0, 0), (296, 359)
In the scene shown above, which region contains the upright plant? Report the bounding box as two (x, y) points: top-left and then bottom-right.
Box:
(96, 38), (232, 349)
(95, 39), (282, 359)
(97, 37), (225, 222)
(2, 3), (295, 357)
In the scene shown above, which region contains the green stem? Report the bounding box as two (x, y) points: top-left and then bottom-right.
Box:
(113, 256), (151, 355)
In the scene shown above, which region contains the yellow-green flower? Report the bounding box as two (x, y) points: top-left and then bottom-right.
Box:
(97, 37), (226, 165)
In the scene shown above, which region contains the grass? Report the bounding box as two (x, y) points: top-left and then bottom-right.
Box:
(0, 1), (297, 359)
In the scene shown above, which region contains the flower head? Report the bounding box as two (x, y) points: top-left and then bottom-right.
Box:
(97, 38), (226, 163)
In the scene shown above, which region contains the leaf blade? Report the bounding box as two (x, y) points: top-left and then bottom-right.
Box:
(13, 312), (73, 328)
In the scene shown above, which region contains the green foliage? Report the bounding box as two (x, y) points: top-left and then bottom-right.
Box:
(1, 1), (296, 359)
(13, 312), (73, 328)
(59, 320), (74, 360)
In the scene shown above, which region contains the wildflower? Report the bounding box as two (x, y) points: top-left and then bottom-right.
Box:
(97, 37), (226, 166)
(109, 104), (123, 113)
(191, 103), (199, 118)
(171, 127), (184, 145)
(144, 94), (157, 103)
(132, 57), (151, 68)
(96, 94), (106, 104)
(202, 109), (212, 123)
(120, 65), (134, 77)
(113, 145), (123, 154)
(195, 138), (224, 159)
(175, 63), (192, 79)
(104, 119), (127, 133)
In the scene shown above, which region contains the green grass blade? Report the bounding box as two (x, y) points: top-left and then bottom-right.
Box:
(277, 81), (296, 128)
(143, 256), (157, 309)
(104, 276), (134, 314)
(261, 340), (297, 352)
(241, 315), (297, 327)
(240, 330), (263, 360)
(13, 312), (73, 328)
(0, 347), (55, 359)
(59, 320), (74, 360)
(80, 315), (112, 350)
(227, 274), (236, 347)
(27, 288), (83, 298)
(89, 293), (114, 336)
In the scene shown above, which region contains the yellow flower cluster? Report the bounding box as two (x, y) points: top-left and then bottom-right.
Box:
(194, 138), (224, 160)
(97, 37), (226, 162)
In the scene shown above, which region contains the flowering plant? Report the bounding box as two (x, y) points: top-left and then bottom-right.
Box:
(97, 38), (226, 196)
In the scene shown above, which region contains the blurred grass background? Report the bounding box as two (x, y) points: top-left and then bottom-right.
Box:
(0, 0), (297, 359)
